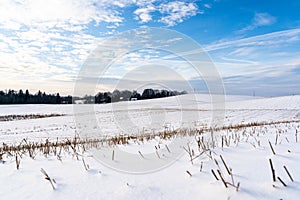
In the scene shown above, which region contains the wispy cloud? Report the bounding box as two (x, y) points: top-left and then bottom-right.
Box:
(204, 4), (211, 9)
(151, 27), (300, 96)
(238, 12), (276, 33)
(158, 28), (300, 62)
(205, 28), (300, 52)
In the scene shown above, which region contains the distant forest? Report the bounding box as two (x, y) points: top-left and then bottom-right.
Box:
(0, 89), (187, 104)
(0, 89), (70, 104)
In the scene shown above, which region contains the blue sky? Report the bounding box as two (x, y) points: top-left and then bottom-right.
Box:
(0, 0), (299, 96)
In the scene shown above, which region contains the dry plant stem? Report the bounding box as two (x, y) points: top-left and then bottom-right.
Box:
(269, 159), (276, 182)
(221, 136), (224, 149)
(40, 168), (55, 190)
(220, 155), (231, 175)
(217, 169), (228, 188)
(268, 141), (276, 155)
(236, 182), (240, 192)
(226, 181), (239, 189)
(186, 170), (192, 177)
(277, 176), (287, 187)
(283, 166), (294, 182)
(285, 137), (289, 143)
(156, 150), (160, 159)
(191, 151), (204, 162)
(200, 161), (203, 172)
(138, 151), (145, 159)
(214, 159), (222, 172)
(211, 169), (219, 181)
(230, 168), (234, 186)
(15, 153), (20, 170)
(183, 145), (193, 165)
(165, 145), (171, 153)
(82, 157), (89, 171)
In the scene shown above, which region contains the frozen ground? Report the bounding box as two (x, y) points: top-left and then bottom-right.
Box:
(0, 94), (300, 199)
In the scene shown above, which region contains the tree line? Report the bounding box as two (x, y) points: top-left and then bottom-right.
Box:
(0, 89), (72, 104)
(95, 89), (187, 104)
(0, 89), (187, 104)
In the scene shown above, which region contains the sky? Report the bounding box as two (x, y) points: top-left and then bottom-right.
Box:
(0, 0), (300, 96)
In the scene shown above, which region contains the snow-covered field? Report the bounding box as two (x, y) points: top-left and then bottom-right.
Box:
(1, 94), (299, 144)
(1, 94), (300, 199)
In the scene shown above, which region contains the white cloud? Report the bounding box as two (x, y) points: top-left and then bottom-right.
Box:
(159, 1), (198, 26)
(0, 0), (203, 30)
(134, 5), (156, 23)
(0, 0), (123, 30)
(133, 1), (200, 26)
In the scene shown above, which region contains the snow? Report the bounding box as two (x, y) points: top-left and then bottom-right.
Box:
(1, 94), (299, 144)
(1, 94), (300, 199)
